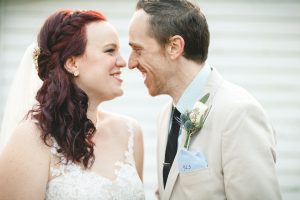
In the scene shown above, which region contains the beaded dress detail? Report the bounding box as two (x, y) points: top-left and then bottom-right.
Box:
(45, 122), (145, 200)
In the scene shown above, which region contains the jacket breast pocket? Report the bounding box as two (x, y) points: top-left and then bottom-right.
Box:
(178, 168), (215, 200)
(179, 167), (212, 186)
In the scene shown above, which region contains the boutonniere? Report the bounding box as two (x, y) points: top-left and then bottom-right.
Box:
(180, 93), (211, 149)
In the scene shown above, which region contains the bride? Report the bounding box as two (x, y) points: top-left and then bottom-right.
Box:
(0, 9), (145, 200)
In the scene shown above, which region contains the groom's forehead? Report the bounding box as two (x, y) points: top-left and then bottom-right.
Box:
(129, 10), (150, 29)
(129, 23), (160, 45)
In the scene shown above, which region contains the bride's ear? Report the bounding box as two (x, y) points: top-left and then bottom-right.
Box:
(64, 57), (80, 77)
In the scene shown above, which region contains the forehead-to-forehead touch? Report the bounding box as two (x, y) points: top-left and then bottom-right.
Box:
(86, 21), (119, 45)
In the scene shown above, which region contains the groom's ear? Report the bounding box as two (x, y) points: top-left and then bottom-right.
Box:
(167, 35), (185, 60)
(64, 56), (78, 74)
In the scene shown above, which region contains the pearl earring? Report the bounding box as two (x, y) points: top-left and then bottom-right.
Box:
(73, 71), (79, 77)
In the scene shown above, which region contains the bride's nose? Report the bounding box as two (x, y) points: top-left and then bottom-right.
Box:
(115, 55), (126, 68)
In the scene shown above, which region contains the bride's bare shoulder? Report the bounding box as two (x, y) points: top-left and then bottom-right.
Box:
(14, 119), (41, 136)
(100, 111), (143, 146)
(99, 112), (144, 179)
(0, 120), (50, 199)
(100, 111), (142, 131)
(4, 119), (49, 153)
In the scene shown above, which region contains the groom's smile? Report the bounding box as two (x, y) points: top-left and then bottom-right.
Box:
(128, 10), (173, 96)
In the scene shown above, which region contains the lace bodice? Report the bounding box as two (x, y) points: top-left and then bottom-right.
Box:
(45, 122), (145, 200)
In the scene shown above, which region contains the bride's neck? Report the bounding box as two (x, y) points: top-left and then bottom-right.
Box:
(87, 102), (99, 125)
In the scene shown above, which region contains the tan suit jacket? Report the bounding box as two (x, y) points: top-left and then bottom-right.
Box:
(156, 68), (282, 200)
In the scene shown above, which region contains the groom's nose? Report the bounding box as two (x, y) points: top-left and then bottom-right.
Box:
(128, 53), (138, 69)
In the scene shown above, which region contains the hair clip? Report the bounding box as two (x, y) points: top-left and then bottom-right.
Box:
(32, 46), (40, 70)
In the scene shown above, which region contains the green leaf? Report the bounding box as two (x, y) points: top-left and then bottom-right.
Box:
(184, 133), (191, 149)
(199, 115), (204, 126)
(199, 93), (210, 104)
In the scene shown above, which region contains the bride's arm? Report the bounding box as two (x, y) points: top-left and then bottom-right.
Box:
(0, 120), (50, 200)
(132, 120), (144, 182)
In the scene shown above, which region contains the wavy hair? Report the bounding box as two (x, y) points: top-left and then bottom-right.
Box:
(29, 10), (106, 168)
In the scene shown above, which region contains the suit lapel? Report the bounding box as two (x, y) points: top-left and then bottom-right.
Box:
(162, 67), (224, 200)
(187, 67), (224, 148)
(158, 102), (173, 195)
(163, 128), (188, 199)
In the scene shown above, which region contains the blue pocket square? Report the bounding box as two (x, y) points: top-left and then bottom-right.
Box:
(177, 148), (208, 173)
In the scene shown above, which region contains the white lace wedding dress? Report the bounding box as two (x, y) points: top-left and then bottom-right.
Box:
(45, 122), (145, 200)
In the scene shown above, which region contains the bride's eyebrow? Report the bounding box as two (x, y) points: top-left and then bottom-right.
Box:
(103, 43), (118, 49)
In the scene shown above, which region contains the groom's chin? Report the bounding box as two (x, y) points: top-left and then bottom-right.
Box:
(147, 88), (160, 97)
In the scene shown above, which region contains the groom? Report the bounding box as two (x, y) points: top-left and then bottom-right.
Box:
(128, 0), (281, 199)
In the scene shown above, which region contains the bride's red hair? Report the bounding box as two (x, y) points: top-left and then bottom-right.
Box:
(30, 10), (106, 168)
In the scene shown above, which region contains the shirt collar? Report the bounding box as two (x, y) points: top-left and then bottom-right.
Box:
(175, 63), (211, 114)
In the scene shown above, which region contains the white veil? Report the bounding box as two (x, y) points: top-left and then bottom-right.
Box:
(0, 43), (42, 151)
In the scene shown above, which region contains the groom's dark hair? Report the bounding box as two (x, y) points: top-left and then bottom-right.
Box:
(136, 0), (210, 64)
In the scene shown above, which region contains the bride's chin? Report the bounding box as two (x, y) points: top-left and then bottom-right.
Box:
(96, 89), (124, 103)
(115, 90), (124, 97)
(110, 89), (124, 99)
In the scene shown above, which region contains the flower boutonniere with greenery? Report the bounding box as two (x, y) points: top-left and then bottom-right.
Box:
(180, 93), (211, 149)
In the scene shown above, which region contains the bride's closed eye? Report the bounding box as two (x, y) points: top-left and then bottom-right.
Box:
(104, 48), (116, 55)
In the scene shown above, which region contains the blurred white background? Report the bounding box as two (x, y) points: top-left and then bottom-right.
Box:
(0, 0), (299, 199)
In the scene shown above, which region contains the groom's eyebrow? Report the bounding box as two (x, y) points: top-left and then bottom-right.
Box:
(129, 42), (138, 47)
(129, 42), (142, 49)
